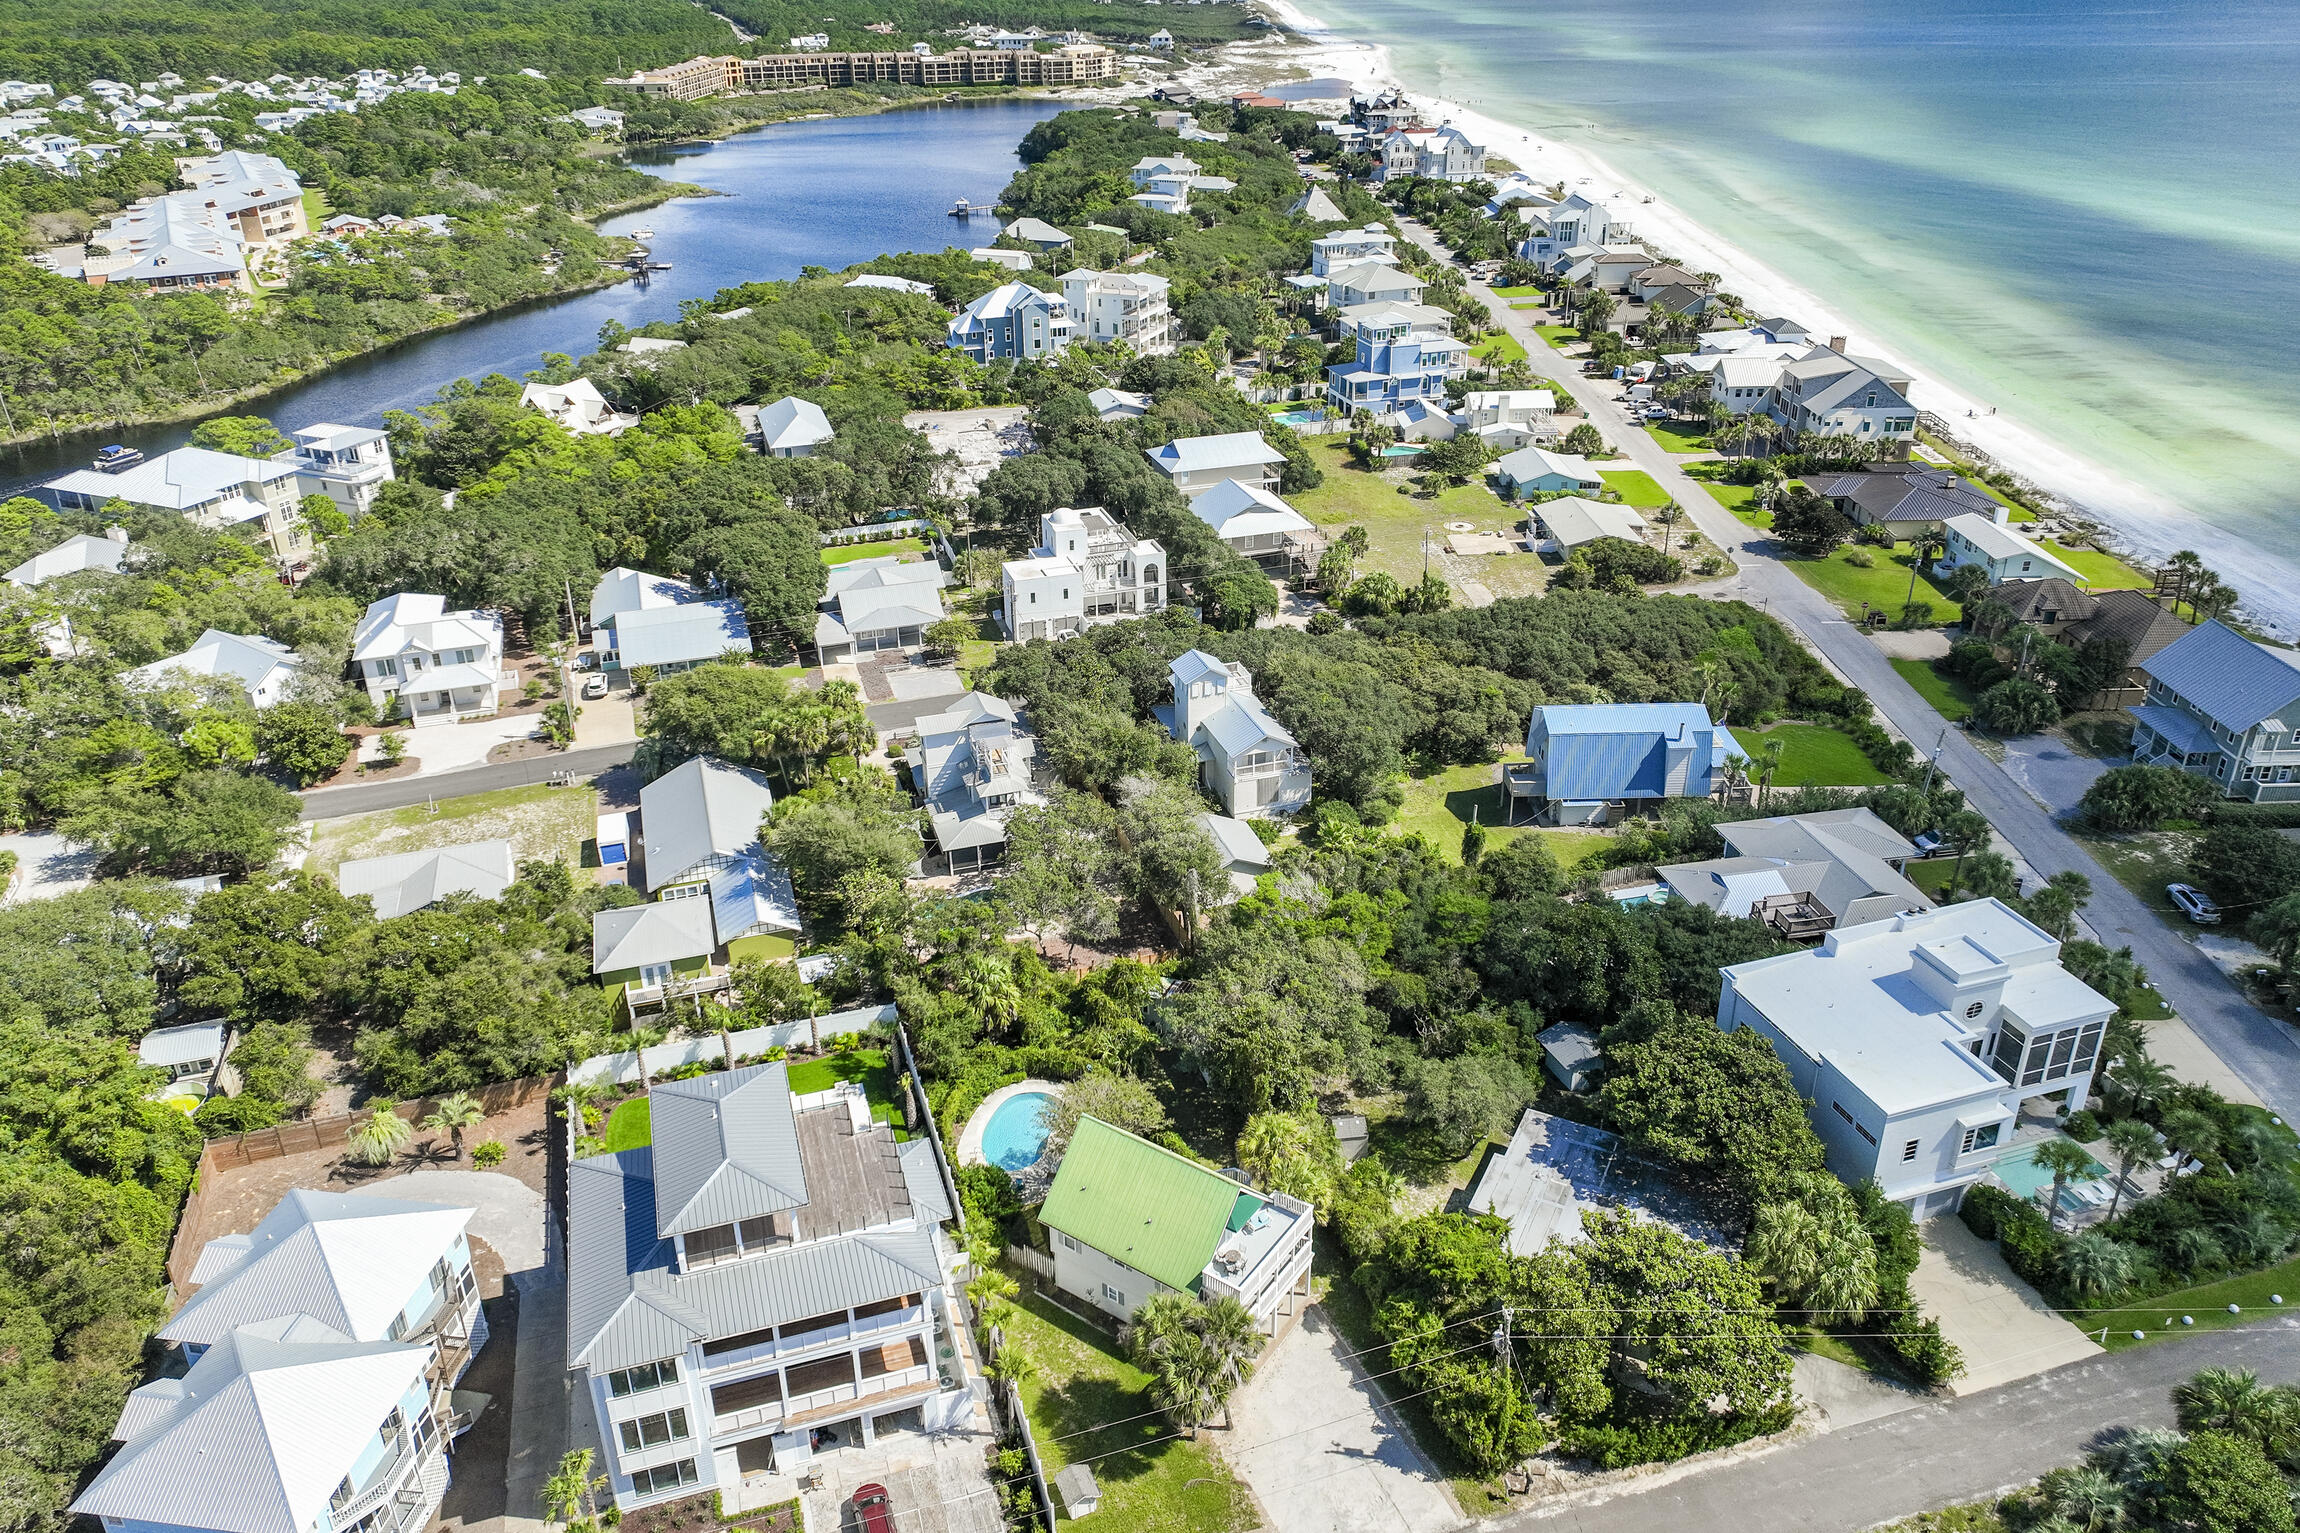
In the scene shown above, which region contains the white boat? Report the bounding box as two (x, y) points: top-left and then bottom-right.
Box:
(630, 226), (654, 239)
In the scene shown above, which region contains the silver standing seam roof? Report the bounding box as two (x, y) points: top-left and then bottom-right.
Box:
(640, 755), (777, 892)
(649, 1066), (810, 1237)
(2138, 619), (2300, 732)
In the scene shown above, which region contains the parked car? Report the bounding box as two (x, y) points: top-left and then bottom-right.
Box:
(2167, 883), (2221, 925)
(580, 673), (609, 700)
(852, 1484), (895, 1533)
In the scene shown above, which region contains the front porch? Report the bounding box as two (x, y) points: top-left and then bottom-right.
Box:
(398, 670), (514, 727)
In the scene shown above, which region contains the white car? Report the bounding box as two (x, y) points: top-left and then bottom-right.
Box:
(580, 673), (609, 700)
(2166, 883), (2221, 925)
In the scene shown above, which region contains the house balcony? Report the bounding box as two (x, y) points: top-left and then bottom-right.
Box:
(700, 1302), (928, 1377)
(622, 970), (733, 1016)
(1754, 891), (1835, 942)
(712, 1360), (936, 1438)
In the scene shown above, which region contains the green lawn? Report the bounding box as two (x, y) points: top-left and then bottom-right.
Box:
(1907, 858), (1957, 900)
(1002, 1287), (1257, 1533)
(1890, 658), (1978, 722)
(785, 1047), (903, 1129)
(602, 1095), (652, 1152)
(303, 188), (333, 225)
(1534, 324), (1581, 348)
(2048, 541), (2151, 590)
(1598, 469), (1671, 508)
(1508, 300), (1545, 310)
(1490, 285), (1543, 298)
(1290, 440), (1531, 589)
(1692, 478), (1770, 527)
(1746, 723), (1892, 786)
(1873, 1506), (2009, 1533)
(2090, 1255), (2300, 1350)
(821, 537), (927, 565)
(1642, 420), (1712, 454)
(1785, 544), (1963, 625)
(306, 782), (597, 884)
(1473, 331), (1527, 364)
(1390, 758), (1609, 868)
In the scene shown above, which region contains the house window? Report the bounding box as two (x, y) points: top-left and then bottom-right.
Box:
(1901, 1139), (1919, 1162)
(1102, 1284), (1127, 1308)
(640, 962), (675, 989)
(1830, 1100), (1876, 1146)
(619, 1409), (691, 1453)
(660, 881), (708, 902)
(1991, 1025), (2025, 1084)
(631, 1461), (699, 1496)
(1960, 1124), (2001, 1155)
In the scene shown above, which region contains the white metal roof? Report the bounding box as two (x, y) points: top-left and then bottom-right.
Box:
(337, 838), (515, 919)
(140, 1021), (225, 1068)
(4, 530), (126, 587)
(641, 755), (775, 891)
(1188, 478), (1312, 539)
(1536, 496), (1647, 549)
(592, 898), (718, 973)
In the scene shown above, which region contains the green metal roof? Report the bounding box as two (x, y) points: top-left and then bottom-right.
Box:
(1038, 1118), (1247, 1294)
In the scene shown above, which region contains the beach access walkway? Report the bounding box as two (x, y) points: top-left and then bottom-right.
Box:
(1394, 217), (2300, 1124)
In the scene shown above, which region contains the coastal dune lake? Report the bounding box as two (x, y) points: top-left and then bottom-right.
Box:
(0, 98), (1058, 495)
(1310, 0), (2300, 619)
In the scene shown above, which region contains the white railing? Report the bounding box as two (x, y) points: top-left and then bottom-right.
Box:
(567, 1003), (897, 1087)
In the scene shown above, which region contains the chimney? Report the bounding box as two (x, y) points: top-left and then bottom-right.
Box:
(1827, 336), (1847, 353)
(1994, 504), (2011, 528)
(105, 525), (129, 544)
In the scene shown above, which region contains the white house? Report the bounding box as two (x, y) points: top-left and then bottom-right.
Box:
(905, 692), (1047, 873)
(1374, 123), (1483, 182)
(589, 567), (753, 674)
(1532, 496), (1647, 553)
(351, 593), (507, 725)
(1200, 810), (1271, 900)
(1938, 511), (2084, 586)
(1309, 224), (1395, 277)
(752, 396), (835, 457)
(815, 556), (948, 661)
(1155, 648), (1311, 818)
(1322, 259), (1423, 310)
(945, 281), (1071, 363)
(1459, 389), (1558, 448)
(1187, 478), (1317, 569)
(278, 422), (395, 518)
(1718, 899), (2118, 1218)
(41, 446), (310, 564)
(338, 839), (517, 919)
(1061, 269), (1174, 353)
(1145, 431), (1286, 496)
(5, 527), (127, 587)
(126, 628), (299, 706)
(1491, 446), (1603, 498)
(1001, 506), (1164, 641)
(521, 377), (638, 435)
(1657, 807), (1930, 937)
(844, 273), (935, 296)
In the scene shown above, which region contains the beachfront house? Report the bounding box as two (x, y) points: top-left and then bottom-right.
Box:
(1040, 1117), (1314, 1334)
(1491, 445), (1603, 498)
(1187, 479), (1319, 572)
(1146, 431), (1286, 496)
(1156, 648), (1311, 819)
(1515, 193), (1630, 264)
(1718, 898), (2117, 1217)
(1765, 347), (1917, 443)
(752, 396), (835, 458)
(1507, 702), (1744, 825)
(278, 423), (395, 518)
(814, 555), (948, 661)
(522, 378), (639, 436)
(1938, 511), (2083, 586)
(351, 592), (508, 725)
(1657, 807), (1931, 939)
(338, 839), (516, 919)
(1061, 269), (1175, 353)
(1309, 224), (1397, 277)
(1324, 303), (1468, 416)
(1529, 496), (1648, 554)
(1373, 124), (1484, 182)
(1992, 581), (2189, 707)
(2128, 619), (2300, 802)
(905, 691), (1047, 874)
(40, 446), (311, 564)
(565, 1063), (968, 1508)
(125, 628), (299, 707)
(1000, 505), (1164, 640)
(589, 567), (753, 674)
(1806, 463), (2001, 541)
(945, 280), (1072, 363)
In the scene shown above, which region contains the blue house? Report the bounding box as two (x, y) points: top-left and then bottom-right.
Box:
(1325, 305), (1467, 416)
(2129, 619), (2300, 801)
(1508, 702), (1746, 825)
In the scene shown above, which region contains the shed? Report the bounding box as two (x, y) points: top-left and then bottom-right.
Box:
(596, 812), (631, 867)
(1330, 1114), (1370, 1164)
(1535, 1021), (1604, 1094)
(1054, 1464), (1100, 1518)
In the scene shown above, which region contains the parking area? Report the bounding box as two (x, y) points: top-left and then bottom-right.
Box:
(1911, 1214), (2103, 1396)
(792, 1420), (1004, 1533)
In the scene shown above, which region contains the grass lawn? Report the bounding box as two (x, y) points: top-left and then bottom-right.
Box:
(1390, 758), (1610, 869)
(1785, 544), (1963, 625)
(2049, 541), (2151, 590)
(2069, 827), (2201, 923)
(785, 1047), (902, 1129)
(305, 781), (597, 884)
(821, 537), (926, 565)
(302, 188), (333, 224)
(1002, 1287), (1257, 1533)
(2089, 1255), (2300, 1350)
(1788, 1326), (1876, 1374)
(1490, 285), (1544, 298)
(1291, 440), (1531, 590)
(1534, 324), (1581, 348)
(1874, 1505), (2009, 1533)
(602, 1096), (652, 1152)
(1642, 419), (1712, 454)
(1597, 469), (1671, 508)
(1747, 723), (1892, 786)
(1473, 331), (1527, 365)
(1891, 657), (1978, 722)
(1508, 300), (1545, 310)
(1907, 858), (1958, 900)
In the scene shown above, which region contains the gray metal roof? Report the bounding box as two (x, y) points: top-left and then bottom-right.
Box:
(641, 755), (776, 891)
(2137, 619), (2300, 731)
(898, 1139), (953, 1223)
(613, 599), (753, 669)
(337, 838), (515, 919)
(651, 1064), (809, 1238)
(591, 898), (717, 973)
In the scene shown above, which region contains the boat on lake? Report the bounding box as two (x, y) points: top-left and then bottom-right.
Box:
(92, 444), (143, 472)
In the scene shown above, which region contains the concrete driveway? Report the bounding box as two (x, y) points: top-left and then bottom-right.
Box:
(1909, 1215), (2100, 1397)
(1999, 732), (2120, 818)
(1226, 1307), (1460, 1533)
(385, 1167), (548, 1275)
(0, 828), (100, 903)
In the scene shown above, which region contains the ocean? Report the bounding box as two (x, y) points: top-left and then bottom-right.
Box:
(1301, 0), (2300, 623)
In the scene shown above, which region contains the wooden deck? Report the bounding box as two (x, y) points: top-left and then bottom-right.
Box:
(794, 1107), (912, 1236)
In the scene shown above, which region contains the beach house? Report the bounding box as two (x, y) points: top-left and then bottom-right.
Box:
(2127, 619), (2300, 802)
(1507, 702), (1744, 825)
(752, 396), (835, 458)
(1491, 445), (1603, 498)
(1309, 224), (1397, 277)
(905, 691), (1047, 874)
(1529, 496), (1648, 554)
(1200, 810), (1272, 900)
(1806, 463), (2001, 541)
(589, 567), (753, 675)
(606, 756), (800, 1000)
(4, 526), (127, 587)
(1155, 649), (1311, 818)
(1324, 303), (1467, 416)
(1061, 269), (1175, 353)
(1000, 505), (1164, 640)
(1322, 259), (1424, 310)
(338, 839), (517, 919)
(1186, 479), (1318, 572)
(277, 423), (396, 518)
(1718, 899), (2117, 1217)
(1145, 431), (1287, 496)
(521, 377), (638, 436)
(565, 1063), (968, 1507)
(1458, 389), (1558, 448)
(814, 556), (948, 661)
(1992, 581), (2189, 707)
(351, 593), (508, 725)
(1656, 807), (1931, 939)
(126, 628), (300, 707)
(1764, 347), (1917, 443)
(1002, 216), (1073, 252)
(1938, 511), (2083, 586)
(40, 446), (311, 564)
(945, 280), (1072, 363)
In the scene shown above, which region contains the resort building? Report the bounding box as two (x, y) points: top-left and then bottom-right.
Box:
(338, 839), (516, 919)
(1938, 511), (2084, 586)
(814, 556), (948, 662)
(351, 592), (508, 725)
(522, 378), (639, 436)
(588, 567), (753, 675)
(126, 628), (300, 707)
(1491, 445), (1603, 498)
(1000, 506), (1164, 641)
(1146, 431), (1286, 497)
(1040, 1117), (1314, 1333)
(277, 423), (396, 519)
(751, 397), (835, 458)
(40, 446), (311, 564)
(905, 692), (1047, 875)
(1324, 303), (1467, 416)
(945, 281), (1072, 364)
(1717, 899), (2117, 1217)
(1155, 649), (1311, 819)
(1186, 479), (1318, 572)
(1656, 808), (1930, 939)
(1507, 702), (1744, 826)
(63, 149), (306, 290)
(564, 1064), (970, 1509)
(1060, 269), (1175, 354)
(613, 44), (1115, 98)
(2128, 619), (2300, 802)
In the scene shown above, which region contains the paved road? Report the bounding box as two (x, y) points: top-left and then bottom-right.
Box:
(1504, 1315), (2300, 1531)
(1396, 221), (2300, 1118)
(298, 742), (638, 820)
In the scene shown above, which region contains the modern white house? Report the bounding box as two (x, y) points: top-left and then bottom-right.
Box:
(338, 839), (517, 919)
(1515, 193), (1630, 264)
(814, 556), (948, 661)
(1040, 1117), (1314, 1334)
(1530, 496), (1648, 553)
(1155, 648), (1311, 819)
(2128, 619), (2300, 802)
(588, 568), (753, 675)
(351, 593), (508, 725)
(905, 692), (1047, 874)
(41, 446), (311, 564)
(126, 628), (300, 707)
(945, 281), (1071, 363)
(1060, 269), (1175, 354)
(1492, 446), (1604, 498)
(1187, 479), (1318, 570)
(1309, 224), (1396, 277)
(278, 422), (396, 518)
(521, 378), (638, 436)
(565, 1063), (970, 1509)
(752, 396), (835, 458)
(4, 526), (127, 587)
(1459, 389), (1558, 448)
(1937, 511), (2084, 586)
(1145, 431), (1286, 497)
(1001, 506), (1163, 640)
(1717, 899), (2118, 1217)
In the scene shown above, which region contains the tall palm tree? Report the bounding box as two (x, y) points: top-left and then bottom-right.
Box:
(2029, 1138), (2096, 1230)
(1196, 1297), (1262, 1428)
(1752, 737), (1786, 807)
(2108, 1056), (2176, 1121)
(541, 1448), (607, 1531)
(553, 1080), (605, 1133)
(2102, 1117), (2160, 1221)
(625, 1024), (669, 1093)
(2159, 1106), (2222, 1177)
(1904, 529), (1946, 607)
(422, 1093), (485, 1165)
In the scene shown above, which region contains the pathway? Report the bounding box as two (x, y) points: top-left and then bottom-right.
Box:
(1396, 219), (2300, 1118)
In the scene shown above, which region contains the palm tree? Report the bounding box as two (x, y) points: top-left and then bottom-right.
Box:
(553, 1079), (606, 1132)
(2175, 1368), (2276, 1439)
(2107, 1056), (2175, 1121)
(955, 950), (1023, 1034)
(2039, 1465), (2126, 1533)
(349, 1100), (414, 1168)
(541, 1448), (607, 1531)
(1196, 1297), (1262, 1428)
(625, 1024), (669, 1092)
(422, 1093), (485, 1165)
(1905, 529), (1946, 608)
(1752, 737), (1786, 807)
(985, 1343), (1038, 1392)
(2029, 1137), (2096, 1229)
(967, 1267), (1021, 1330)
(2102, 1117), (2160, 1221)
(2224, 1209), (2295, 1268)
(2058, 1233), (2136, 1300)
(2159, 1105), (2222, 1177)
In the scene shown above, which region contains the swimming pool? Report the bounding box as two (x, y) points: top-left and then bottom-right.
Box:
(980, 1090), (1054, 1172)
(1270, 409), (1325, 427)
(1992, 1139), (2106, 1203)
(1378, 444), (1426, 457)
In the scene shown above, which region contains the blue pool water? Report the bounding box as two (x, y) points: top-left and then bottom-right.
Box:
(1270, 409), (1326, 426)
(1992, 1140), (2106, 1202)
(981, 1091), (1054, 1173)
(1378, 444), (1427, 457)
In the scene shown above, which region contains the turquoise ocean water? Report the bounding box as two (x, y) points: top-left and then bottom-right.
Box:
(1303, 0), (2300, 611)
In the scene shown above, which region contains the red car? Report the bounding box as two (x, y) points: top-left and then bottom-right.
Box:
(852, 1483), (895, 1533)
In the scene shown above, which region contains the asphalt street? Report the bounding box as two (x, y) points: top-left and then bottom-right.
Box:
(1396, 219), (2300, 1120)
(297, 741), (638, 820)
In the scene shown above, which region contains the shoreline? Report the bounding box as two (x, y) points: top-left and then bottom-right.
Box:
(1251, 0), (2294, 638)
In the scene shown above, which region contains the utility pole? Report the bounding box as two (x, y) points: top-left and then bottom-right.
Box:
(561, 576), (583, 745)
(1921, 726), (1948, 795)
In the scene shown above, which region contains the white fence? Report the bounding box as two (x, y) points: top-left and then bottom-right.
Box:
(566, 1002), (899, 1088)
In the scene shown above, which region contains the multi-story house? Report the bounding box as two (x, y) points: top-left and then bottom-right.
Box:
(1001, 506), (1164, 641)
(2129, 619), (2300, 802)
(1718, 899), (2117, 1218)
(1144, 431), (1287, 497)
(1060, 269), (1174, 353)
(522, 378), (639, 436)
(69, 149), (306, 290)
(1186, 480), (1317, 572)
(1155, 649), (1311, 818)
(565, 1064), (970, 1508)
(1938, 510), (2085, 587)
(1515, 193), (1629, 264)
(278, 422), (396, 518)
(126, 628), (300, 707)
(814, 556), (948, 661)
(904, 692), (1048, 874)
(1765, 346), (1918, 443)
(351, 593), (507, 725)
(1507, 702), (1745, 825)
(945, 281), (1071, 363)
(1324, 304), (1467, 415)
(1374, 123), (1484, 182)
(41, 446), (311, 564)
(1322, 259), (1423, 310)
(1309, 224), (1396, 277)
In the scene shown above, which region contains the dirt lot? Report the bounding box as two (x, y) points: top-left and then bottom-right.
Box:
(303, 782), (599, 884)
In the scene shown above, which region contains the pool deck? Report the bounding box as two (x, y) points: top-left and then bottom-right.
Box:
(954, 1078), (1061, 1169)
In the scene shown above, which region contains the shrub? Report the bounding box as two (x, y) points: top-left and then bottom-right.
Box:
(2082, 764), (2217, 832)
(1959, 1183), (2024, 1242)
(1879, 1312), (1964, 1385)
(1842, 546), (1875, 569)
(471, 1140), (507, 1168)
(2064, 1109), (2103, 1142)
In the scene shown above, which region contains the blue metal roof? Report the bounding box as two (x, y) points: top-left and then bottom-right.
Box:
(2128, 703), (2215, 757)
(1536, 702), (1717, 737)
(2138, 620), (2300, 731)
(1526, 702), (1729, 803)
